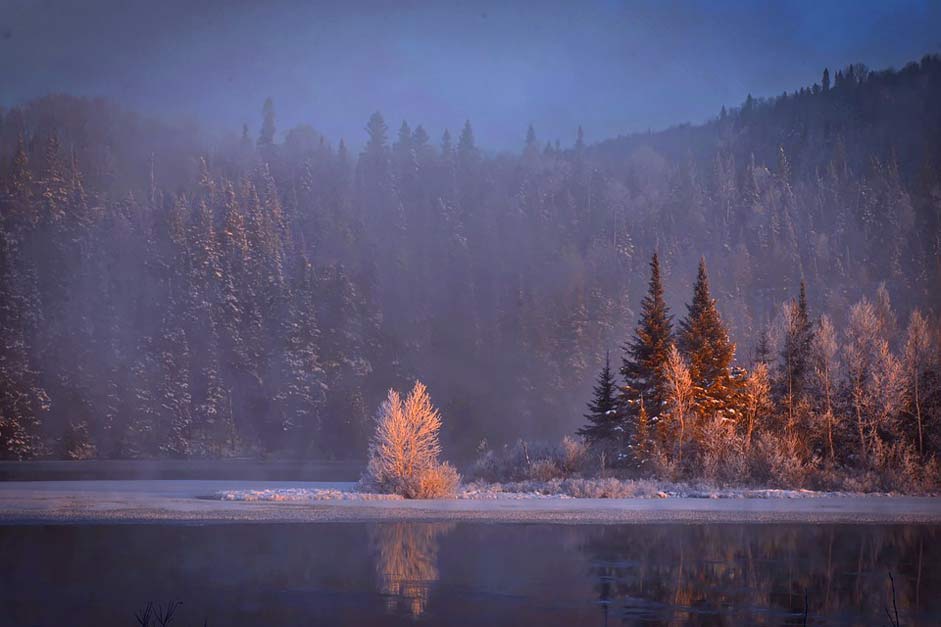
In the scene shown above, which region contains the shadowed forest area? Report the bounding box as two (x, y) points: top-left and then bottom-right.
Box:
(1, 55), (940, 474)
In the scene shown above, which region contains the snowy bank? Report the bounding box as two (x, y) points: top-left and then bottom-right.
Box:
(216, 478), (897, 503)
(2, 480), (939, 524)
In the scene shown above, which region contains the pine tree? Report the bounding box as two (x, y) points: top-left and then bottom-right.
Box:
(9, 134), (32, 200)
(523, 123), (539, 162)
(677, 258), (735, 416)
(0, 230), (48, 459)
(440, 129), (453, 161)
(577, 352), (620, 445)
(272, 259), (325, 453)
(39, 132), (69, 224)
(778, 281), (814, 426)
(258, 97), (276, 147)
(754, 324), (772, 366)
(365, 112), (388, 155)
(411, 125), (432, 163)
(394, 121), (412, 156)
(457, 120), (478, 172)
(621, 252), (674, 425)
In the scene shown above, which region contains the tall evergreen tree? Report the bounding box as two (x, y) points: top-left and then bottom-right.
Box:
(778, 280), (814, 425)
(578, 352), (619, 445)
(620, 253), (674, 422)
(457, 120), (478, 173)
(258, 97), (276, 147)
(677, 258), (735, 414)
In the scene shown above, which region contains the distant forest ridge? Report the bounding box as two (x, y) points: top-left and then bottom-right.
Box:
(0, 54), (939, 460)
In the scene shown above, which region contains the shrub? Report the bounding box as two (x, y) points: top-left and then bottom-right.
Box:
(747, 431), (811, 488)
(415, 461), (461, 498)
(470, 436), (591, 483)
(361, 381), (461, 498)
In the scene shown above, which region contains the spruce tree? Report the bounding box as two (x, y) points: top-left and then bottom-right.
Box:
(457, 121), (475, 156)
(440, 129), (453, 160)
(677, 258), (735, 414)
(9, 134), (32, 201)
(258, 97), (276, 147)
(779, 280), (814, 424)
(621, 252), (674, 419)
(578, 352), (619, 444)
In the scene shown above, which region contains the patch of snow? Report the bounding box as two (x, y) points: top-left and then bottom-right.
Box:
(219, 487), (403, 502)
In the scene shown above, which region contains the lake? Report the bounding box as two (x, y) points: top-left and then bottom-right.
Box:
(1, 521), (939, 625)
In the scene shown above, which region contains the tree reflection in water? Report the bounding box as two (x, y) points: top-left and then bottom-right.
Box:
(369, 522), (455, 617)
(580, 524), (941, 626)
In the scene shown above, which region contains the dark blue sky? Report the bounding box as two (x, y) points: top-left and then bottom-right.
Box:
(2, 0), (940, 149)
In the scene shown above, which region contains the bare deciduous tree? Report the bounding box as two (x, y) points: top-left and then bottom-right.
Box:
(663, 346), (695, 463)
(904, 309), (931, 454)
(844, 299), (879, 462)
(812, 315), (839, 459)
(743, 362), (772, 452)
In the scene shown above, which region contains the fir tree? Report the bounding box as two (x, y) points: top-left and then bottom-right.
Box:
(9, 133), (32, 200)
(258, 97), (276, 147)
(578, 352), (620, 445)
(39, 132), (69, 224)
(621, 252), (674, 420)
(440, 129), (453, 161)
(677, 258), (735, 414)
(778, 280), (814, 425)
(394, 120), (412, 156)
(523, 123), (539, 162)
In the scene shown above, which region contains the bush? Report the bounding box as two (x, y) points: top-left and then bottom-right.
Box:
(361, 381), (461, 499)
(470, 436), (590, 483)
(411, 461), (461, 498)
(747, 431), (812, 488)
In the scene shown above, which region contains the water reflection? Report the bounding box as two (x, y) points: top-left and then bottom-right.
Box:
(580, 524), (940, 626)
(370, 522), (455, 617)
(0, 522), (939, 625)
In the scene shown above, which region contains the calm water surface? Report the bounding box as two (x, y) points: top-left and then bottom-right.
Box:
(1, 521), (939, 626)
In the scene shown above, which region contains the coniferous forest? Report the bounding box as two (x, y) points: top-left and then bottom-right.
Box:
(2, 56), (940, 487)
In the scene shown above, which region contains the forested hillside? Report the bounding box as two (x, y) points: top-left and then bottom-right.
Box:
(1, 56), (940, 461)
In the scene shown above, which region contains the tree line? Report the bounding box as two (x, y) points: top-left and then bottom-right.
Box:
(1, 56), (940, 462)
(580, 253), (940, 488)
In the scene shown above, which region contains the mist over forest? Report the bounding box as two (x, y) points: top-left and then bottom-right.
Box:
(1, 54), (940, 462)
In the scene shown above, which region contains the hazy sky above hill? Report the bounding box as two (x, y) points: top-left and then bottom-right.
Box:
(2, 0), (940, 149)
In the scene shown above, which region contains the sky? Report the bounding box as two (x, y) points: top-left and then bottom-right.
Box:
(2, 0), (940, 150)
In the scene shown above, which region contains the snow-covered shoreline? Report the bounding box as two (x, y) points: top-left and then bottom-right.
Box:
(1, 479), (940, 525)
(218, 479), (900, 503)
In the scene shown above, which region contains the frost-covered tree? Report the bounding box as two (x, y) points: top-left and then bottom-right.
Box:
(843, 298), (880, 462)
(363, 381), (459, 498)
(662, 345), (695, 461)
(812, 315), (839, 459)
(904, 309), (932, 454)
(742, 362), (772, 452)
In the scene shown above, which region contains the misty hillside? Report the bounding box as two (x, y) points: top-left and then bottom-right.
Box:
(1, 55), (939, 461)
